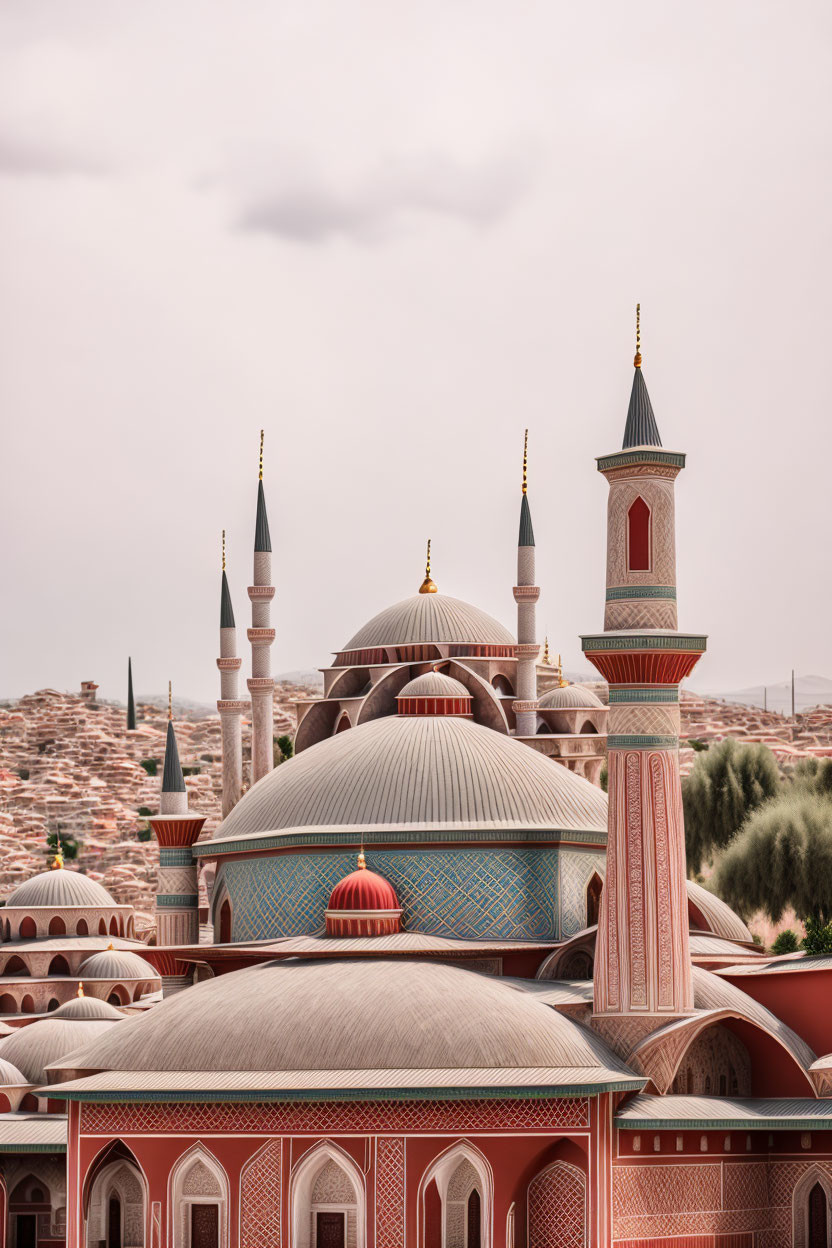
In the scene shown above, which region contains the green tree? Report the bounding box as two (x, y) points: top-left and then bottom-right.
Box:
(715, 794), (832, 926)
(789, 757), (832, 799)
(802, 915), (832, 955)
(771, 928), (800, 955)
(274, 734), (294, 766)
(682, 738), (780, 873)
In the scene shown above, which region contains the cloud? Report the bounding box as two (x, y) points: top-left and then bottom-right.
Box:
(234, 150), (534, 244)
(0, 129), (109, 178)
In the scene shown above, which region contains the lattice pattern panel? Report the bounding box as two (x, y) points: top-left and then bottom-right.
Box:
(528, 1162), (586, 1248)
(241, 1140), (281, 1248)
(81, 1097), (589, 1135)
(219, 847), (569, 941)
(611, 1161), (772, 1241)
(559, 851), (606, 939)
(375, 1138), (405, 1248)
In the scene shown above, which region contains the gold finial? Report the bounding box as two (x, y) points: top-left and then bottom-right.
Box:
(222, 529), (226, 573)
(259, 429), (264, 481)
(558, 653), (568, 688)
(419, 538), (438, 594)
(77, 981), (84, 997)
(542, 636), (551, 665)
(522, 429), (528, 496)
(107, 942), (115, 951)
(168, 681), (172, 721)
(357, 847), (366, 870)
(634, 302), (642, 368)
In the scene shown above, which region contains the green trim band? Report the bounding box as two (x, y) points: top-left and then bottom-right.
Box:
(155, 894), (199, 908)
(0, 1143), (66, 1154)
(597, 450), (686, 472)
(608, 735), (679, 750)
(605, 586), (677, 601)
(609, 689), (680, 704)
(581, 634), (707, 653)
(616, 1115), (832, 1131)
(194, 827), (609, 859)
(50, 1080), (645, 1105)
(159, 848), (196, 867)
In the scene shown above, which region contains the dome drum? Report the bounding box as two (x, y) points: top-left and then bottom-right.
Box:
(325, 908), (403, 938)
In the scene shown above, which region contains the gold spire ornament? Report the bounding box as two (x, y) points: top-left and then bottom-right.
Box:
(168, 681), (172, 721)
(542, 636), (551, 665)
(77, 981), (84, 998)
(419, 538), (438, 594)
(259, 429), (264, 481)
(51, 833), (64, 871)
(634, 302), (642, 368)
(556, 653), (568, 688)
(522, 429), (529, 495)
(107, 942), (115, 951)
(222, 529), (226, 572)
(357, 847), (367, 870)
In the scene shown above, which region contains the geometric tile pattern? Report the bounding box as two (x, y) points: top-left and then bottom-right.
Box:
(528, 1161), (586, 1248)
(219, 847), (586, 942)
(612, 1161), (774, 1241)
(559, 851), (606, 938)
(375, 1138), (405, 1248)
(240, 1139), (281, 1248)
(81, 1097), (589, 1136)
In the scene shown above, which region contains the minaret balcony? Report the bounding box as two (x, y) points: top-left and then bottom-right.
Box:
(247, 677), (275, 693)
(512, 699), (539, 713)
(247, 584), (276, 600)
(246, 628), (276, 645)
(217, 699), (250, 713)
(216, 657), (242, 671)
(515, 643), (541, 660)
(512, 585), (540, 603)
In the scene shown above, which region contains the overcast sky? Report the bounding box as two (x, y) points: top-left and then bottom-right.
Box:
(1, 1), (830, 706)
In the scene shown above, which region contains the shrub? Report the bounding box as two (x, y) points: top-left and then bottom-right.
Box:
(140, 759), (158, 776)
(771, 928), (800, 955)
(802, 914), (832, 956)
(683, 738), (781, 873)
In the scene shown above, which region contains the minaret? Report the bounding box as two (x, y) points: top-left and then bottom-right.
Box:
(247, 431), (276, 784)
(148, 684), (205, 992)
(217, 531), (246, 816)
(127, 657), (136, 731)
(512, 430), (540, 736)
(582, 307), (706, 1029)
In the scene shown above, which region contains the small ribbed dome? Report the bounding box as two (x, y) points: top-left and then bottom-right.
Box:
(0, 1016), (119, 1084)
(326, 856), (401, 937)
(78, 949), (157, 981)
(51, 995), (124, 1021)
(0, 1057), (28, 1087)
(398, 673), (470, 700)
(343, 593), (514, 651)
(538, 684), (604, 710)
(6, 867), (114, 910)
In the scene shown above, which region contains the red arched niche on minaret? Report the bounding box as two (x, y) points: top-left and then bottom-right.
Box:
(628, 496), (651, 571)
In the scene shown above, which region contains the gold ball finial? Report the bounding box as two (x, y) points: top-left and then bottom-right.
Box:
(357, 847), (366, 870)
(222, 529), (226, 573)
(259, 429), (264, 481)
(168, 681), (172, 721)
(522, 428), (529, 496)
(542, 636), (551, 665)
(107, 942), (115, 951)
(419, 538), (438, 594)
(634, 302), (642, 368)
(557, 652), (568, 688)
(77, 981), (84, 998)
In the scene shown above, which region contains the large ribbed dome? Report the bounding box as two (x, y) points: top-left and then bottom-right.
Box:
(539, 684), (604, 710)
(0, 1016), (120, 1084)
(6, 868), (114, 910)
(342, 593), (514, 650)
(48, 959), (620, 1078)
(78, 949), (157, 981)
(214, 714), (607, 842)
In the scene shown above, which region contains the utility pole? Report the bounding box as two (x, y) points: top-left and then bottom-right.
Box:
(763, 686), (767, 713)
(791, 669), (796, 719)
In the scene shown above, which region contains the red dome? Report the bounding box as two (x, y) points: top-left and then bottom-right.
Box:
(326, 855), (402, 937)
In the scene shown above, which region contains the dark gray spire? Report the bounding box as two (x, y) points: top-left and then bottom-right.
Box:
(162, 719), (186, 794)
(220, 570), (235, 629)
(127, 657), (136, 731)
(623, 367), (662, 450)
(518, 493), (535, 547)
(254, 480), (272, 553)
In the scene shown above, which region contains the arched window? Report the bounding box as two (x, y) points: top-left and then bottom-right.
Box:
(20, 994), (35, 1014)
(0, 994), (17, 1015)
(76, 919), (89, 936)
(3, 956), (30, 977)
(48, 916), (66, 936)
(792, 1168), (832, 1248)
(219, 900), (232, 945)
(291, 1143), (364, 1248)
(85, 1147), (146, 1248)
(170, 1145), (228, 1248)
(491, 674), (514, 696)
(109, 917), (119, 937)
(420, 1143), (492, 1248)
(627, 496), (651, 571)
(48, 955), (70, 977)
(586, 873), (603, 928)
(107, 987), (127, 1007)
(527, 1161), (586, 1248)
(335, 714), (351, 735)
(19, 918), (36, 940)
(99, 919), (107, 936)
(47, 998), (60, 1012)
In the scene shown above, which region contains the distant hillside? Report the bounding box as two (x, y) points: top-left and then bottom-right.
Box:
(706, 674), (832, 715)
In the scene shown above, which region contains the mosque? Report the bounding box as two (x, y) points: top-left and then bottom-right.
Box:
(1, 316), (831, 1248)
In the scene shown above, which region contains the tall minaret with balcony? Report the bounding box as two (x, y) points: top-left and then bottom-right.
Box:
(148, 685), (205, 992)
(247, 431), (276, 783)
(512, 430), (540, 737)
(217, 531), (246, 816)
(582, 308), (706, 1029)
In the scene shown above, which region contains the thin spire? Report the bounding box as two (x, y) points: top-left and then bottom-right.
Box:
(622, 304), (662, 450)
(77, 981), (84, 998)
(542, 636), (551, 665)
(162, 716), (186, 794)
(518, 430), (535, 547)
(357, 846), (366, 870)
(51, 831), (63, 871)
(168, 680), (172, 721)
(220, 532), (235, 629)
(254, 431), (272, 553)
(556, 653), (568, 688)
(419, 538), (438, 594)
(127, 656), (136, 731)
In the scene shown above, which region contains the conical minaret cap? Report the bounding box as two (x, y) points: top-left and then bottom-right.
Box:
(162, 719), (186, 794)
(518, 429), (535, 546)
(127, 657), (136, 730)
(220, 570), (235, 629)
(623, 368), (662, 450)
(254, 480), (272, 553)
